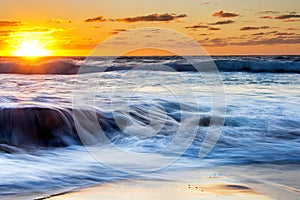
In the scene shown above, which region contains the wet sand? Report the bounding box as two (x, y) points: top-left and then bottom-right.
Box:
(39, 164), (300, 200)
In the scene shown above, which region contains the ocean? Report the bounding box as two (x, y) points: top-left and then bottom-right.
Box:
(0, 56), (299, 199)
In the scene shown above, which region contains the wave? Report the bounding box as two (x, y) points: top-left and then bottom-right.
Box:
(1, 103), (299, 153)
(0, 102), (217, 150)
(0, 106), (80, 149)
(0, 57), (299, 74)
(214, 60), (300, 73)
(0, 60), (80, 74)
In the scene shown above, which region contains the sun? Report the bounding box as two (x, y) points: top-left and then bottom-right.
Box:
(13, 39), (51, 57)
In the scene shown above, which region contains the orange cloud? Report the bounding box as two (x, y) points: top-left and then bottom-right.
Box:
(240, 26), (270, 31)
(84, 16), (106, 22)
(84, 13), (187, 23)
(251, 31), (277, 36)
(257, 11), (279, 14)
(275, 13), (300, 19)
(212, 10), (239, 18)
(185, 24), (220, 31)
(209, 20), (235, 25)
(110, 29), (127, 35)
(185, 25), (209, 29)
(282, 19), (300, 22)
(260, 16), (273, 19)
(114, 13), (187, 23)
(0, 21), (21, 27)
(0, 30), (14, 36)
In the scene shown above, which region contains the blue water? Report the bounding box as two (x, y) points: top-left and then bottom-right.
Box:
(0, 56), (299, 199)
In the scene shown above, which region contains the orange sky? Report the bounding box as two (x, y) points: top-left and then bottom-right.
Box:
(0, 0), (299, 56)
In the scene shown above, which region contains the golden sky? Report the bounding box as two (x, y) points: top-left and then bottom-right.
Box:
(0, 0), (299, 56)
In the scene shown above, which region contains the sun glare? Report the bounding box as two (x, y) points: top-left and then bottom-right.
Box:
(14, 39), (50, 57)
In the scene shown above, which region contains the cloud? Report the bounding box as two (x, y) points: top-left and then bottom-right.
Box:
(212, 10), (239, 18)
(274, 32), (296, 36)
(115, 13), (187, 23)
(185, 24), (220, 31)
(84, 16), (106, 22)
(198, 34), (300, 47)
(257, 11), (279, 14)
(113, 29), (127, 32)
(110, 29), (127, 35)
(47, 19), (72, 24)
(282, 19), (300, 22)
(286, 28), (298, 31)
(0, 21), (21, 27)
(209, 20), (234, 25)
(240, 26), (270, 31)
(199, 33), (212, 36)
(0, 30), (14, 37)
(260, 16), (273, 19)
(251, 31), (278, 36)
(233, 36), (300, 46)
(19, 27), (63, 34)
(208, 27), (220, 30)
(84, 13), (187, 23)
(275, 13), (300, 19)
(22, 27), (52, 32)
(185, 25), (209, 29)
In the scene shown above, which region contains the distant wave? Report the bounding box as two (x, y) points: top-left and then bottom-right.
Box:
(0, 60), (80, 74)
(214, 60), (300, 73)
(0, 56), (299, 74)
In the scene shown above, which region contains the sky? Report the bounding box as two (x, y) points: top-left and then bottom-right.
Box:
(0, 0), (299, 56)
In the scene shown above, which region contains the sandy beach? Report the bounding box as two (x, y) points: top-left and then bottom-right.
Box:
(43, 176), (269, 200)
(39, 164), (300, 200)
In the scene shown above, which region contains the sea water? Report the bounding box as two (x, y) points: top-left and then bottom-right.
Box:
(0, 56), (299, 199)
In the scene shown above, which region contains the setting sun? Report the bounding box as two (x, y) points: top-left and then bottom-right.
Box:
(13, 39), (51, 57)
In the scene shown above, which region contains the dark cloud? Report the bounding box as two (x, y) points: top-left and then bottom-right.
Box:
(185, 25), (209, 29)
(212, 10), (239, 18)
(85, 13), (187, 23)
(240, 26), (270, 31)
(115, 13), (187, 23)
(209, 20), (235, 25)
(260, 16), (273, 19)
(185, 24), (220, 31)
(251, 32), (265, 36)
(113, 29), (127, 32)
(199, 33), (211, 36)
(251, 31), (278, 36)
(0, 21), (21, 27)
(275, 32), (296, 36)
(275, 13), (300, 19)
(110, 29), (127, 35)
(84, 16), (106, 22)
(257, 11), (279, 14)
